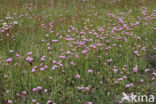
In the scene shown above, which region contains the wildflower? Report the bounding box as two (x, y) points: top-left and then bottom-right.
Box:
(22, 91), (27, 95)
(153, 72), (156, 76)
(4, 75), (8, 78)
(28, 52), (32, 55)
(16, 53), (20, 57)
(6, 90), (9, 94)
(9, 50), (14, 53)
(32, 99), (36, 103)
(26, 56), (33, 62)
(32, 88), (37, 92)
(107, 59), (113, 63)
(88, 69), (93, 73)
(113, 68), (118, 73)
(59, 56), (66, 59)
(133, 65), (138, 73)
(40, 67), (45, 71)
(31, 68), (36, 72)
(47, 100), (52, 104)
(13, 21), (18, 25)
(145, 69), (149, 72)
(76, 74), (80, 79)
(51, 40), (58, 43)
(6, 58), (12, 63)
(8, 100), (12, 104)
(140, 79), (144, 83)
(44, 89), (48, 93)
(88, 102), (92, 104)
(37, 86), (42, 90)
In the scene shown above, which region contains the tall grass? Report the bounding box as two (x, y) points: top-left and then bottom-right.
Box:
(0, 0), (156, 104)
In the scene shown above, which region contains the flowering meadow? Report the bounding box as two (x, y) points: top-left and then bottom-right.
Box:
(0, 0), (156, 104)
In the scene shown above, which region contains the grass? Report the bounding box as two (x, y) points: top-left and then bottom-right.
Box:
(0, 0), (156, 104)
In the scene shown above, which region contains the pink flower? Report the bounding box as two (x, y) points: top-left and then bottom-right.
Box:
(107, 59), (113, 63)
(26, 56), (33, 62)
(16, 53), (20, 57)
(76, 74), (80, 79)
(113, 68), (118, 73)
(47, 100), (52, 104)
(88, 69), (93, 73)
(44, 89), (48, 93)
(37, 86), (42, 90)
(8, 100), (12, 104)
(51, 40), (58, 43)
(145, 69), (149, 72)
(6, 90), (9, 94)
(133, 65), (138, 73)
(22, 91), (27, 95)
(32, 88), (37, 92)
(28, 52), (32, 55)
(140, 79), (144, 83)
(88, 102), (92, 104)
(40, 68), (45, 71)
(6, 58), (12, 63)
(31, 68), (36, 72)
(4, 75), (8, 78)
(32, 99), (36, 103)
(153, 72), (156, 76)
(9, 50), (14, 53)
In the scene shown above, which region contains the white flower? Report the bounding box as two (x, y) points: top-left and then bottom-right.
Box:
(13, 21), (18, 25)
(2, 22), (7, 27)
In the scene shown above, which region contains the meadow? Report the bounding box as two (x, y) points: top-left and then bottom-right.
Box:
(0, 0), (156, 104)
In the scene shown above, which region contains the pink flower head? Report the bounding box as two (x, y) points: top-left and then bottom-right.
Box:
(9, 50), (14, 53)
(32, 88), (37, 92)
(145, 69), (149, 72)
(32, 99), (36, 103)
(47, 100), (52, 104)
(44, 89), (48, 93)
(113, 68), (118, 73)
(6, 58), (12, 63)
(51, 40), (58, 43)
(40, 67), (45, 71)
(153, 72), (156, 76)
(133, 65), (138, 73)
(37, 86), (42, 90)
(16, 53), (20, 57)
(22, 91), (27, 95)
(26, 56), (33, 62)
(8, 100), (12, 104)
(88, 102), (92, 104)
(107, 58), (113, 63)
(88, 69), (93, 73)
(76, 74), (80, 79)
(28, 52), (32, 55)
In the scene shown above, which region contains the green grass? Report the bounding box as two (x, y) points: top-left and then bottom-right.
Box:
(0, 0), (156, 104)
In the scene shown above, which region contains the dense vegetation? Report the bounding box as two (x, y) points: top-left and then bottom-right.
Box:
(0, 0), (156, 104)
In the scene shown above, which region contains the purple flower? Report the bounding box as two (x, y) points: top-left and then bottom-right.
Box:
(88, 102), (92, 104)
(44, 89), (48, 93)
(32, 99), (36, 103)
(47, 100), (52, 104)
(28, 52), (32, 55)
(26, 56), (33, 62)
(51, 40), (58, 43)
(145, 69), (149, 72)
(37, 86), (42, 90)
(113, 68), (118, 73)
(88, 69), (93, 73)
(6, 58), (12, 63)
(76, 74), (80, 79)
(133, 65), (138, 73)
(8, 100), (12, 104)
